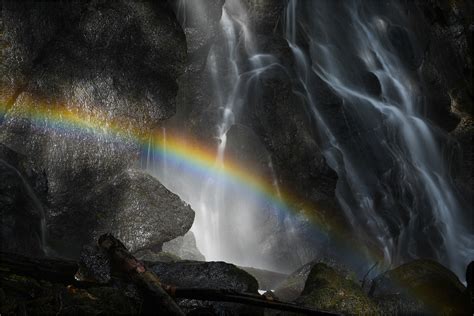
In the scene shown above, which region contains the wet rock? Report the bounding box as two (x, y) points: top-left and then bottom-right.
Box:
(76, 245), (111, 284)
(134, 249), (182, 263)
(0, 146), (45, 257)
(296, 263), (378, 314)
(273, 261), (314, 302)
(361, 71), (382, 97)
(370, 259), (470, 315)
(48, 168), (194, 257)
(240, 267), (288, 291)
(148, 261), (261, 315)
(0, 0), (187, 258)
(241, 0), (287, 33)
(169, 0), (223, 55)
(274, 258), (354, 303)
(162, 231), (205, 261)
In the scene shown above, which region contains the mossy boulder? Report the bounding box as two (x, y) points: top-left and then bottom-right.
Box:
(296, 263), (378, 314)
(370, 259), (470, 315)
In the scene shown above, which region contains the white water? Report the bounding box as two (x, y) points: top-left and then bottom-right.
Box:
(142, 0), (290, 271)
(141, 0), (472, 277)
(284, 0), (472, 277)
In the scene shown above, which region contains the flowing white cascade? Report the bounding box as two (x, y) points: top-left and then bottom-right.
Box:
(142, 0), (286, 270)
(284, 0), (472, 277)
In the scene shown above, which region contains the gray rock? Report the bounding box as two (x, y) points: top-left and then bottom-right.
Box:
(0, 0), (188, 258)
(273, 261), (314, 302)
(296, 263), (378, 315)
(48, 168), (194, 256)
(273, 258), (353, 302)
(134, 249), (181, 263)
(148, 260), (261, 315)
(76, 245), (111, 284)
(239, 266), (288, 291)
(162, 231), (205, 261)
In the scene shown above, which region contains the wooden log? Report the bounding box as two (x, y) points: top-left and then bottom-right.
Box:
(97, 233), (185, 316)
(0, 242), (341, 315)
(169, 288), (340, 315)
(0, 252), (78, 284)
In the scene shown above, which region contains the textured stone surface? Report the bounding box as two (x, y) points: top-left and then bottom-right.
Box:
(296, 263), (378, 314)
(0, 146), (46, 257)
(0, 0), (190, 258)
(370, 259), (470, 315)
(149, 260), (261, 315)
(47, 169), (194, 256)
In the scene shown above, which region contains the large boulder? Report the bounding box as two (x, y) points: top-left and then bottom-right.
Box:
(0, 0), (188, 258)
(148, 261), (261, 315)
(296, 263), (378, 314)
(48, 169), (194, 257)
(370, 259), (470, 315)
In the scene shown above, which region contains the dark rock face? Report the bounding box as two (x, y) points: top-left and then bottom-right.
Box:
(370, 259), (470, 315)
(406, 0), (473, 206)
(0, 146), (46, 257)
(0, 0), (191, 257)
(149, 261), (261, 315)
(296, 263), (378, 314)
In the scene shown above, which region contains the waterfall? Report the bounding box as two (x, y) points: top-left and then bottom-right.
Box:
(284, 0), (472, 277)
(142, 0), (287, 270)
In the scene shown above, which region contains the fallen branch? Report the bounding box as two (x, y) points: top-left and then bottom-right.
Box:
(169, 288), (340, 315)
(0, 252), (77, 284)
(97, 233), (185, 316)
(0, 237), (341, 316)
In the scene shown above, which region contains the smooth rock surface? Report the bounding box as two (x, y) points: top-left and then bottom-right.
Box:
(162, 231), (205, 261)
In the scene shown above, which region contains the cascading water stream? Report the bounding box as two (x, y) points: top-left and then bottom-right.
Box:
(284, 0), (472, 277)
(142, 0), (288, 270)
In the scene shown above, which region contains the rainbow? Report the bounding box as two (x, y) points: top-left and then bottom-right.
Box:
(2, 95), (464, 311)
(0, 96), (384, 266)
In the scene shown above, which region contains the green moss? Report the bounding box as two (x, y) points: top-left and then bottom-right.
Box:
(377, 259), (470, 315)
(297, 263), (378, 314)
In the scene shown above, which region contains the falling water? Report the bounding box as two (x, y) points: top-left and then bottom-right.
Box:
(284, 0), (472, 277)
(0, 159), (48, 254)
(142, 0), (288, 270)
